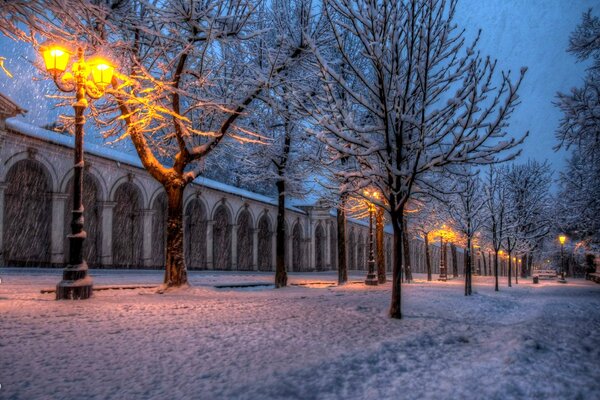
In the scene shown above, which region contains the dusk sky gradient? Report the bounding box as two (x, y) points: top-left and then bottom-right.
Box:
(0, 0), (597, 185)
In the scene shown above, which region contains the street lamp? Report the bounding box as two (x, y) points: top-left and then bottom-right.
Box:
(41, 43), (116, 300)
(363, 189), (378, 286)
(559, 234), (567, 281)
(514, 256), (519, 284)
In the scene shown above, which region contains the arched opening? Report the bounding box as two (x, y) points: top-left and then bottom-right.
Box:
(315, 223), (325, 271)
(185, 198), (207, 270)
(112, 182), (142, 268)
(151, 191), (167, 269)
(236, 209), (253, 271)
(213, 205), (231, 270)
(257, 215), (272, 271)
(292, 222), (303, 272)
(348, 230), (356, 270)
(357, 232), (365, 270)
(64, 172), (100, 267)
(3, 159), (52, 266)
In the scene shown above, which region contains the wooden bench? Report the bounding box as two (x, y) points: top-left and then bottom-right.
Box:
(589, 273), (600, 284)
(533, 269), (557, 280)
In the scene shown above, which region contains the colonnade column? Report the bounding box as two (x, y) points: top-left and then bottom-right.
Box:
(50, 192), (69, 265)
(98, 201), (116, 267)
(0, 183), (5, 265)
(206, 220), (214, 269)
(231, 224), (238, 270)
(252, 228), (259, 271)
(140, 209), (155, 268)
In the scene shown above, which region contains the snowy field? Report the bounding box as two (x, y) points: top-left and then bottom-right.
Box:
(1, 269), (599, 400)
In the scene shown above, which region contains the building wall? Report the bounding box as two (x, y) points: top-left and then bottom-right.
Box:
(1, 120), (398, 272)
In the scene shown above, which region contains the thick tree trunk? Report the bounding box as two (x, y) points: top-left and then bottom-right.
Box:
(337, 193), (348, 285)
(275, 178), (288, 288)
(494, 250), (499, 292)
(376, 208), (386, 284)
(389, 209), (404, 319)
(424, 233), (432, 281)
(163, 184), (188, 287)
(402, 219), (412, 283)
(521, 254), (528, 278)
(451, 244), (458, 277)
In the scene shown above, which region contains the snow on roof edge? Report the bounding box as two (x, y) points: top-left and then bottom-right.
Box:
(5, 118), (306, 214)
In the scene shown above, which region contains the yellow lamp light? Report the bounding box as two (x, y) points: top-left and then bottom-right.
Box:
(559, 235), (566, 245)
(89, 58), (115, 89)
(41, 45), (71, 76)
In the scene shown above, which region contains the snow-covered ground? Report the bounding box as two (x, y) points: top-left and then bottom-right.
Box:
(1, 269), (599, 400)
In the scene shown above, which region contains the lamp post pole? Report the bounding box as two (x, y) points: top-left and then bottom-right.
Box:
(365, 202), (378, 285)
(438, 236), (447, 281)
(559, 235), (566, 282)
(41, 44), (116, 299)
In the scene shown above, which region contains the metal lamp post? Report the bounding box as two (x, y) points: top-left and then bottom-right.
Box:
(41, 44), (116, 299)
(559, 234), (566, 282)
(364, 190), (378, 286)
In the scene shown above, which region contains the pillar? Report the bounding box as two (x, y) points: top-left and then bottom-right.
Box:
(140, 209), (155, 268)
(325, 221), (332, 269)
(271, 228), (277, 271)
(98, 201), (116, 267)
(206, 220), (214, 269)
(252, 228), (259, 271)
(231, 224), (238, 270)
(50, 192), (69, 265)
(0, 183), (5, 265)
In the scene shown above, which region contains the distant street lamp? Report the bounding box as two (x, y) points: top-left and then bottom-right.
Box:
(559, 234), (567, 282)
(363, 189), (379, 286)
(41, 43), (116, 300)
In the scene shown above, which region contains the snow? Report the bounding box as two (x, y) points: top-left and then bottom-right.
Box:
(1, 269), (599, 400)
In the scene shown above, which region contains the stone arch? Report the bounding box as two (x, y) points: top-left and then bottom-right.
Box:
(63, 171), (101, 267)
(112, 181), (143, 268)
(314, 223), (325, 271)
(236, 208), (253, 271)
(151, 191), (167, 268)
(109, 174), (149, 208)
(348, 230), (356, 270)
(357, 232), (365, 271)
(257, 213), (272, 271)
(292, 221), (304, 272)
(59, 165), (108, 202)
(213, 204), (232, 270)
(185, 198), (207, 270)
(1, 150), (59, 193)
(3, 159), (52, 266)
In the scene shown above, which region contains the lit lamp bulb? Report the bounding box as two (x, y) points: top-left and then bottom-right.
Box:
(89, 58), (115, 89)
(559, 235), (566, 245)
(41, 45), (71, 77)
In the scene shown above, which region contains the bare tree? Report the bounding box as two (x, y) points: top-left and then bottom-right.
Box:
(306, 0), (526, 318)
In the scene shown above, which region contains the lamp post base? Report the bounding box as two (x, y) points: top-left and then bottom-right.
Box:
(56, 264), (93, 300)
(365, 272), (379, 285)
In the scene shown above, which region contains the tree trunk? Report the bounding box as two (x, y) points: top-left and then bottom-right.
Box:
(451, 244), (458, 277)
(389, 209), (404, 319)
(163, 184), (188, 287)
(337, 193), (348, 285)
(376, 208), (386, 284)
(275, 178), (288, 288)
(507, 250), (512, 287)
(482, 252), (487, 276)
(465, 239), (472, 296)
(424, 233), (432, 281)
(402, 219), (412, 283)
(494, 250), (499, 291)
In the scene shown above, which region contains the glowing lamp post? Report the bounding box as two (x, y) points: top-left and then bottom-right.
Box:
(558, 235), (567, 281)
(363, 189), (379, 286)
(41, 44), (116, 299)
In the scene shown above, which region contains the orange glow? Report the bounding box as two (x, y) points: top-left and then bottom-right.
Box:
(41, 45), (71, 76)
(89, 57), (115, 88)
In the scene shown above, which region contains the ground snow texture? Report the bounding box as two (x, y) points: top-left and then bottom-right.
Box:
(1, 269), (599, 400)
